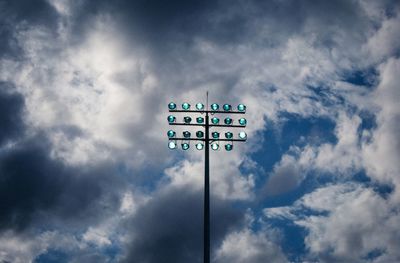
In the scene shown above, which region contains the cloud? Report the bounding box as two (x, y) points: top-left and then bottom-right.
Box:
(265, 183), (400, 262)
(0, 82), (25, 145)
(215, 228), (288, 263)
(263, 154), (304, 196)
(121, 185), (244, 263)
(0, 134), (123, 232)
(1, 0), (400, 261)
(362, 57), (400, 200)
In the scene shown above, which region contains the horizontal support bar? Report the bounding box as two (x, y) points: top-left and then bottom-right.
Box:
(169, 110), (245, 114)
(209, 124), (246, 128)
(169, 123), (246, 128)
(169, 138), (206, 141)
(210, 139), (247, 142)
(169, 138), (246, 142)
(169, 123), (205, 127)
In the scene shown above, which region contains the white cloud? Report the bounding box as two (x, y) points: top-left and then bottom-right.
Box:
(0, 230), (79, 263)
(265, 184), (400, 262)
(364, 14), (400, 62)
(215, 228), (288, 263)
(362, 57), (400, 201)
(0, 13), (168, 167)
(164, 153), (255, 201)
(82, 226), (111, 247)
(1, 1), (400, 261)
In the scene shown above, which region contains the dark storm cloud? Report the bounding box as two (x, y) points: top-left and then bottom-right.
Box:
(0, 0), (60, 58)
(0, 134), (123, 232)
(0, 85), (122, 232)
(104, 0), (363, 50)
(0, 0), (58, 25)
(0, 82), (25, 145)
(0, 24), (22, 59)
(123, 187), (244, 263)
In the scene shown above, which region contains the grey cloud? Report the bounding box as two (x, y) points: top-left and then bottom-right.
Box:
(0, 134), (123, 232)
(0, 0), (60, 59)
(0, 0), (58, 26)
(122, 187), (244, 263)
(0, 82), (25, 145)
(1, 0), (400, 261)
(263, 155), (304, 196)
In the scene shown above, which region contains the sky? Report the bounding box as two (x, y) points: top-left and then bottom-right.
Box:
(0, 0), (400, 262)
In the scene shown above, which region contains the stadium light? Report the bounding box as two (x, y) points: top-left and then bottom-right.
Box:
(211, 117), (219, 124)
(167, 130), (176, 138)
(196, 103), (205, 110)
(182, 142), (190, 150)
(167, 94), (247, 263)
(225, 143), (233, 151)
(168, 141), (177, 149)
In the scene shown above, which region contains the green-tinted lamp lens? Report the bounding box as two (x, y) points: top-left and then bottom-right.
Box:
(168, 141), (176, 149)
(196, 103), (204, 110)
(223, 104), (232, 111)
(168, 115), (176, 123)
(196, 117), (204, 123)
(182, 143), (190, 150)
(167, 130), (176, 138)
(211, 117), (220, 124)
(237, 104), (246, 112)
(225, 132), (233, 139)
(184, 116), (192, 123)
(196, 131), (204, 138)
(212, 132), (220, 139)
(211, 103), (219, 111)
(239, 118), (247, 126)
(196, 143), (204, 150)
(168, 102), (177, 110)
(224, 117), (233, 125)
(211, 143), (219, 150)
(225, 144), (233, 151)
(238, 131), (247, 139)
(183, 131), (191, 138)
(182, 103), (190, 110)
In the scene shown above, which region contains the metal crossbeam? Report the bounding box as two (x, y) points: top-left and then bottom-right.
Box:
(169, 109), (245, 114)
(168, 138), (246, 142)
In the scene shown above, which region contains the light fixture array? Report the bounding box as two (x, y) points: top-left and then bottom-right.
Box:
(167, 102), (247, 151)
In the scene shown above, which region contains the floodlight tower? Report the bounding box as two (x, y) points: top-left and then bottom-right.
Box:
(167, 92), (247, 263)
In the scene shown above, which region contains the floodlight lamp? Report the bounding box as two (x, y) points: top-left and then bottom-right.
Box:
(197, 117), (204, 124)
(224, 117), (233, 125)
(196, 143), (204, 150)
(183, 131), (191, 138)
(182, 143), (190, 150)
(184, 116), (192, 124)
(168, 141), (177, 149)
(237, 104), (246, 112)
(167, 130), (176, 138)
(211, 117), (219, 124)
(211, 143), (219, 150)
(225, 144), (233, 151)
(182, 102), (190, 110)
(223, 104), (232, 111)
(196, 103), (204, 110)
(239, 118), (247, 126)
(168, 115), (176, 123)
(212, 132), (220, 139)
(168, 102), (177, 110)
(196, 131), (204, 138)
(211, 103), (219, 111)
(225, 132), (233, 139)
(238, 131), (247, 140)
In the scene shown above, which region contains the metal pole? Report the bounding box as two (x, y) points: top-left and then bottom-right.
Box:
(204, 93), (210, 263)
